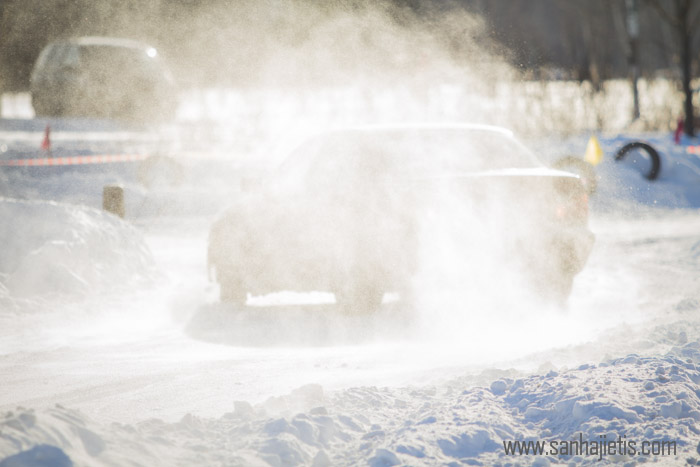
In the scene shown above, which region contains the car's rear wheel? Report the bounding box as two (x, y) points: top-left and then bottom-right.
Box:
(334, 280), (384, 314)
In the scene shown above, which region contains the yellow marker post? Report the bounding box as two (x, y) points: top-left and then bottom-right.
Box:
(584, 135), (604, 166)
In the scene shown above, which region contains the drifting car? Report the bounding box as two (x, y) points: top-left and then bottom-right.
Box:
(208, 124), (594, 311)
(30, 37), (177, 122)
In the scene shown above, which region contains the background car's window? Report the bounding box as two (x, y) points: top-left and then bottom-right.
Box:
(81, 47), (126, 72)
(34, 44), (71, 76)
(33, 45), (55, 74)
(62, 45), (80, 69)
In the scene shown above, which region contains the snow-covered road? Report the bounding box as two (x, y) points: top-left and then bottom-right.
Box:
(1, 208), (697, 422)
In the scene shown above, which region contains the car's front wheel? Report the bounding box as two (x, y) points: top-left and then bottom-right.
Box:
(217, 269), (247, 307)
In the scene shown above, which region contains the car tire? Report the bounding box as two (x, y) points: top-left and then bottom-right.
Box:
(614, 141), (661, 181)
(218, 271), (247, 307)
(335, 281), (384, 314)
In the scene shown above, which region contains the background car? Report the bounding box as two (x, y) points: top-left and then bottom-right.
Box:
(208, 124), (595, 311)
(30, 36), (177, 122)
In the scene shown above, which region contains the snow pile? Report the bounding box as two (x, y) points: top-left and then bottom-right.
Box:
(3, 343), (700, 466)
(0, 198), (154, 300)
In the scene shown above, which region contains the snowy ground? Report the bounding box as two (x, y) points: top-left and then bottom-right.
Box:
(1, 101), (700, 466)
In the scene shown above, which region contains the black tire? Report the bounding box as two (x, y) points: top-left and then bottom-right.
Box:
(335, 281), (384, 314)
(552, 156), (598, 194)
(614, 142), (661, 181)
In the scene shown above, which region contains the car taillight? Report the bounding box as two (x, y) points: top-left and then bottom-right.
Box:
(553, 178), (589, 223)
(555, 192), (588, 221)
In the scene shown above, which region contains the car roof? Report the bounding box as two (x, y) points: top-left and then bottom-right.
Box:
(325, 123), (514, 138)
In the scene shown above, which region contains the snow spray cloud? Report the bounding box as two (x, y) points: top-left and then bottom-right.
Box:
(42, 0), (612, 352)
(408, 141), (559, 335)
(147, 0), (525, 144)
(179, 0), (600, 351)
(162, 1), (513, 90)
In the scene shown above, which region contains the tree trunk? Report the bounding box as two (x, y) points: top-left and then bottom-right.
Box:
(679, 0), (695, 136)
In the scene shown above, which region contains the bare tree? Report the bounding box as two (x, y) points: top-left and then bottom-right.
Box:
(647, 0), (700, 136)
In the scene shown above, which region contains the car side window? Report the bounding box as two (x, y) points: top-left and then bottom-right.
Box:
(34, 46), (54, 72)
(62, 45), (80, 69)
(304, 137), (393, 199)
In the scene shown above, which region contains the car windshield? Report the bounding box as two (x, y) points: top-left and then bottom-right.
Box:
(79, 45), (158, 75)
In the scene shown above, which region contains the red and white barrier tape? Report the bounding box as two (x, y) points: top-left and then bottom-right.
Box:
(0, 154), (150, 167)
(686, 146), (700, 155)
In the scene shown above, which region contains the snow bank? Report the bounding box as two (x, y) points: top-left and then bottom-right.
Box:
(536, 133), (700, 210)
(595, 134), (700, 209)
(0, 198), (154, 300)
(3, 344), (700, 465)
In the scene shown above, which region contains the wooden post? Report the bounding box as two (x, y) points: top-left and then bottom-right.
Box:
(103, 185), (125, 218)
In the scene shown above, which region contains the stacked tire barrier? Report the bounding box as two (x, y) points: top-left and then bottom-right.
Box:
(614, 141), (661, 181)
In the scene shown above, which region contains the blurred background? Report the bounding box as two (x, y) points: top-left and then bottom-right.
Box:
(0, 0), (698, 136)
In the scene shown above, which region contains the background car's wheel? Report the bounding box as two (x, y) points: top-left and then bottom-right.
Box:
(335, 281), (384, 314)
(32, 95), (62, 117)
